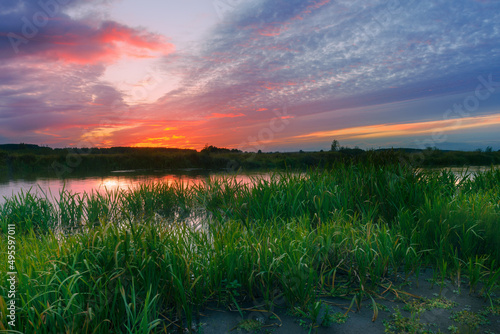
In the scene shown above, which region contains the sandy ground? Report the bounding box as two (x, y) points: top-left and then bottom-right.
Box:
(190, 270), (500, 334)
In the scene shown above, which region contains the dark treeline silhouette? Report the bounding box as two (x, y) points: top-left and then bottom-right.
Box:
(1, 143), (500, 177)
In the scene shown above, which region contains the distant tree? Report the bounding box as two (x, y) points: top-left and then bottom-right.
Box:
(331, 140), (339, 152)
(201, 145), (235, 153)
(201, 144), (211, 153)
(485, 146), (493, 153)
(257, 150), (262, 154)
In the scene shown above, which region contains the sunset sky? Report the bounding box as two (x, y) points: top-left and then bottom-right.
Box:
(1, 0), (499, 152)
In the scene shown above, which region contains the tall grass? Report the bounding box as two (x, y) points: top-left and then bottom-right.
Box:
(1, 163), (499, 332)
(0, 181), (193, 233)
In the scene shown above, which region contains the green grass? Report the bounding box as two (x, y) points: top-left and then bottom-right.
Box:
(1, 162), (499, 332)
(383, 307), (428, 334)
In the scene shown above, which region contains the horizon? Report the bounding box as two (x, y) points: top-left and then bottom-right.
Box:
(1, 0), (500, 152)
(1, 141), (498, 154)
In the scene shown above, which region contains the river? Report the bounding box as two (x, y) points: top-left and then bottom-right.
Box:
(0, 165), (498, 203)
(0, 169), (270, 204)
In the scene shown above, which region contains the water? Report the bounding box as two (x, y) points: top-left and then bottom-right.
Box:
(420, 165), (499, 175)
(1, 166), (498, 203)
(0, 169), (270, 204)
(418, 165), (500, 184)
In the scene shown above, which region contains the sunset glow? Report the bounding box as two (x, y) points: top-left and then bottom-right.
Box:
(295, 114), (500, 141)
(1, 0), (499, 151)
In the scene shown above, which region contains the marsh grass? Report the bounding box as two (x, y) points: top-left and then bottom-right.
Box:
(1, 162), (499, 332)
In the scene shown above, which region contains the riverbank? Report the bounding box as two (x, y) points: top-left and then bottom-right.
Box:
(2, 144), (500, 178)
(1, 163), (499, 333)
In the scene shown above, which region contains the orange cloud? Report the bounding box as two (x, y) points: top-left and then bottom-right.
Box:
(132, 135), (190, 148)
(295, 114), (500, 140)
(34, 131), (62, 138)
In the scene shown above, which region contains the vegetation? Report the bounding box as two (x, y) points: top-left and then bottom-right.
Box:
(1, 143), (500, 179)
(1, 162), (500, 332)
(450, 308), (489, 331)
(383, 307), (428, 334)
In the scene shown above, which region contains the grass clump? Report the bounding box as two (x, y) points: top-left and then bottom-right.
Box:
(321, 311), (349, 326)
(403, 296), (458, 314)
(232, 319), (263, 332)
(383, 307), (428, 334)
(450, 309), (489, 330)
(0, 162), (499, 332)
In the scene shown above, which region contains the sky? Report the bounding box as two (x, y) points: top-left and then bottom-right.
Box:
(0, 0), (499, 152)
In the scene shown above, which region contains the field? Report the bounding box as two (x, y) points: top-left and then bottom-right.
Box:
(1, 162), (500, 333)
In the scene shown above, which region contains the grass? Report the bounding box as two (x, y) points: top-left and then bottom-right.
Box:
(1, 162), (499, 333)
(383, 307), (429, 334)
(450, 309), (489, 331)
(402, 296), (458, 314)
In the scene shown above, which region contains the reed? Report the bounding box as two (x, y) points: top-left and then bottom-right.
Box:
(1, 162), (499, 332)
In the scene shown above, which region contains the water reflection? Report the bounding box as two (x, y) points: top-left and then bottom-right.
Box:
(420, 165), (499, 175)
(418, 165), (500, 184)
(0, 170), (271, 203)
(2, 166), (498, 203)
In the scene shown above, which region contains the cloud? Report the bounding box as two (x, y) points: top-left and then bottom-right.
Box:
(0, 0), (177, 146)
(0, 58), (129, 146)
(207, 112), (245, 119)
(157, 0), (500, 121)
(294, 114), (500, 141)
(0, 1), (174, 64)
(1, 0), (500, 149)
(124, 0), (498, 150)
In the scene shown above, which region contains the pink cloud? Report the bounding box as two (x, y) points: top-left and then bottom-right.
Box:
(258, 24), (289, 37)
(35, 21), (174, 64)
(207, 113), (245, 119)
(249, 0), (331, 40)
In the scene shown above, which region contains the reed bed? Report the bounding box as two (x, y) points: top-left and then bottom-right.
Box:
(0, 163), (499, 333)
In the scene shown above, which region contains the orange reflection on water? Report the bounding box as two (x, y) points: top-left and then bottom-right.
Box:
(0, 172), (274, 203)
